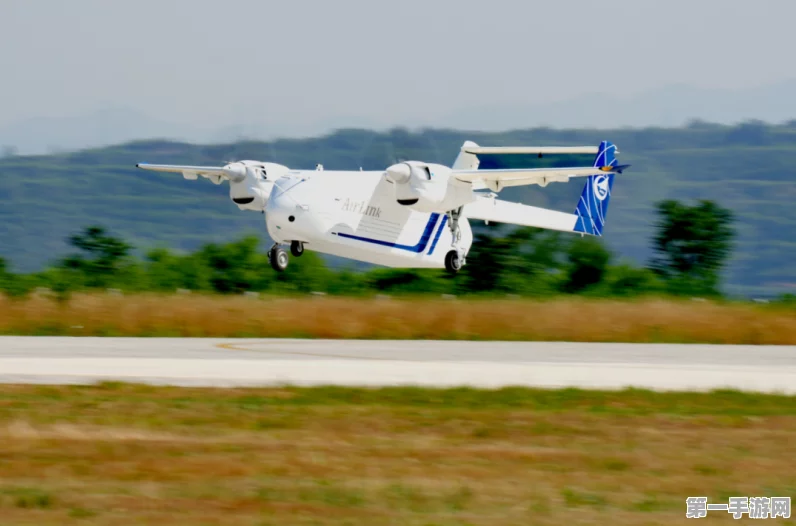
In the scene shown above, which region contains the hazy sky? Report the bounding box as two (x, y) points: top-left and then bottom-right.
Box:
(2, 0), (796, 140)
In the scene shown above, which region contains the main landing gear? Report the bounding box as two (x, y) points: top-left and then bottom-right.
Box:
(444, 250), (463, 274)
(444, 206), (465, 274)
(447, 206), (463, 245)
(269, 241), (304, 272)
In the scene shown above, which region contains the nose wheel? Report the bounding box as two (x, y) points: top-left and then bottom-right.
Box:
(290, 240), (305, 257)
(269, 245), (289, 272)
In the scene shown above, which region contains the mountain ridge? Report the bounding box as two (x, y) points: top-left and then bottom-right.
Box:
(4, 80), (796, 156)
(1, 123), (794, 295)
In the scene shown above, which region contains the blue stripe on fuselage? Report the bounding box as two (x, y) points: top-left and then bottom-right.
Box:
(427, 214), (448, 255)
(337, 213), (440, 253)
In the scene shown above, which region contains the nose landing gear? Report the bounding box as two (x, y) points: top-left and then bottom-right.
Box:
(290, 240), (305, 257)
(269, 241), (305, 272)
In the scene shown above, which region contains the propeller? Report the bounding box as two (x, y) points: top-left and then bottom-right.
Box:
(220, 135), (255, 183)
(384, 162), (432, 185)
(221, 130), (251, 165)
(384, 161), (436, 207)
(384, 162), (412, 184)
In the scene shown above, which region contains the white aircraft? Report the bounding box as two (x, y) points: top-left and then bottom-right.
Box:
(136, 140), (629, 273)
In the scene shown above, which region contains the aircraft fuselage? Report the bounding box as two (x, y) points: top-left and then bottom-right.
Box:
(265, 170), (472, 268)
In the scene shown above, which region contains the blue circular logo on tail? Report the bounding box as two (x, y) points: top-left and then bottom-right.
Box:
(593, 175), (609, 201)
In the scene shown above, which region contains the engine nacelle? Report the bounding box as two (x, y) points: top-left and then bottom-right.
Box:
(228, 161), (289, 211)
(384, 161), (474, 213)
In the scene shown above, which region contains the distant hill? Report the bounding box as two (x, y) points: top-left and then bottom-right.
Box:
(441, 80), (796, 131)
(1, 122), (795, 296)
(4, 80), (796, 156)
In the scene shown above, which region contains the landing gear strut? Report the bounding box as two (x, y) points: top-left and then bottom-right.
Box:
(290, 240), (304, 257)
(269, 244), (289, 272)
(444, 206), (465, 275)
(447, 206), (463, 245)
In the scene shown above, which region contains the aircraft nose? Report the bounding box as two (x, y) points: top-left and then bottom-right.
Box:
(265, 186), (317, 241)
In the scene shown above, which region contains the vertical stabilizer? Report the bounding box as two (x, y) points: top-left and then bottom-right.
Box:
(452, 140), (480, 170)
(592, 140), (618, 169)
(573, 141), (617, 236)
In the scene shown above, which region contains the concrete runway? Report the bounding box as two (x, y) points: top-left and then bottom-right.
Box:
(0, 337), (795, 393)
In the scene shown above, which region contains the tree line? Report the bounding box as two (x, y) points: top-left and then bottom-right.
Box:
(0, 198), (746, 300)
(3, 122), (796, 291)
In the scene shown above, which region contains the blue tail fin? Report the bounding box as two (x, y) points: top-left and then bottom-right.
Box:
(573, 141), (617, 236)
(592, 140), (618, 169)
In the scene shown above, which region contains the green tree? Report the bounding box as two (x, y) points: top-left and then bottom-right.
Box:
(0, 257), (8, 291)
(61, 226), (133, 288)
(498, 227), (568, 294)
(461, 226), (567, 296)
(604, 264), (663, 297)
(363, 268), (451, 295)
(651, 199), (735, 295)
(561, 237), (612, 293)
(198, 236), (270, 294)
(32, 266), (80, 302)
(145, 248), (213, 292)
(0, 257), (44, 297)
(272, 250), (333, 294)
(461, 229), (509, 294)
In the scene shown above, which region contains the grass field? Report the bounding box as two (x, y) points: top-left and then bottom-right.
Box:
(1, 293), (795, 343)
(0, 384), (794, 525)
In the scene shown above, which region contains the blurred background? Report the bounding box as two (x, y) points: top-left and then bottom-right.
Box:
(1, 0), (795, 301)
(2, 4), (796, 526)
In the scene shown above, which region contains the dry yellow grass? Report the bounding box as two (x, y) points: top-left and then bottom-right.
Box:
(0, 384), (794, 525)
(0, 293), (794, 343)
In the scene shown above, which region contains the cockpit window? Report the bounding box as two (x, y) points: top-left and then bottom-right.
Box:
(260, 169), (267, 180)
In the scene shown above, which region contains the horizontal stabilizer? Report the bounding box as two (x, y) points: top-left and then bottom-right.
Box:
(462, 140), (626, 236)
(452, 138), (629, 191)
(610, 164), (631, 174)
(453, 165), (622, 191)
(462, 145), (600, 155)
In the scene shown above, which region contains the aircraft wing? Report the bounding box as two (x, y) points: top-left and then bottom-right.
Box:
(453, 164), (628, 191)
(136, 163), (230, 183)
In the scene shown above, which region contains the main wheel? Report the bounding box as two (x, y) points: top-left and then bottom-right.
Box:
(444, 250), (462, 274)
(269, 246), (289, 272)
(290, 240), (305, 257)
